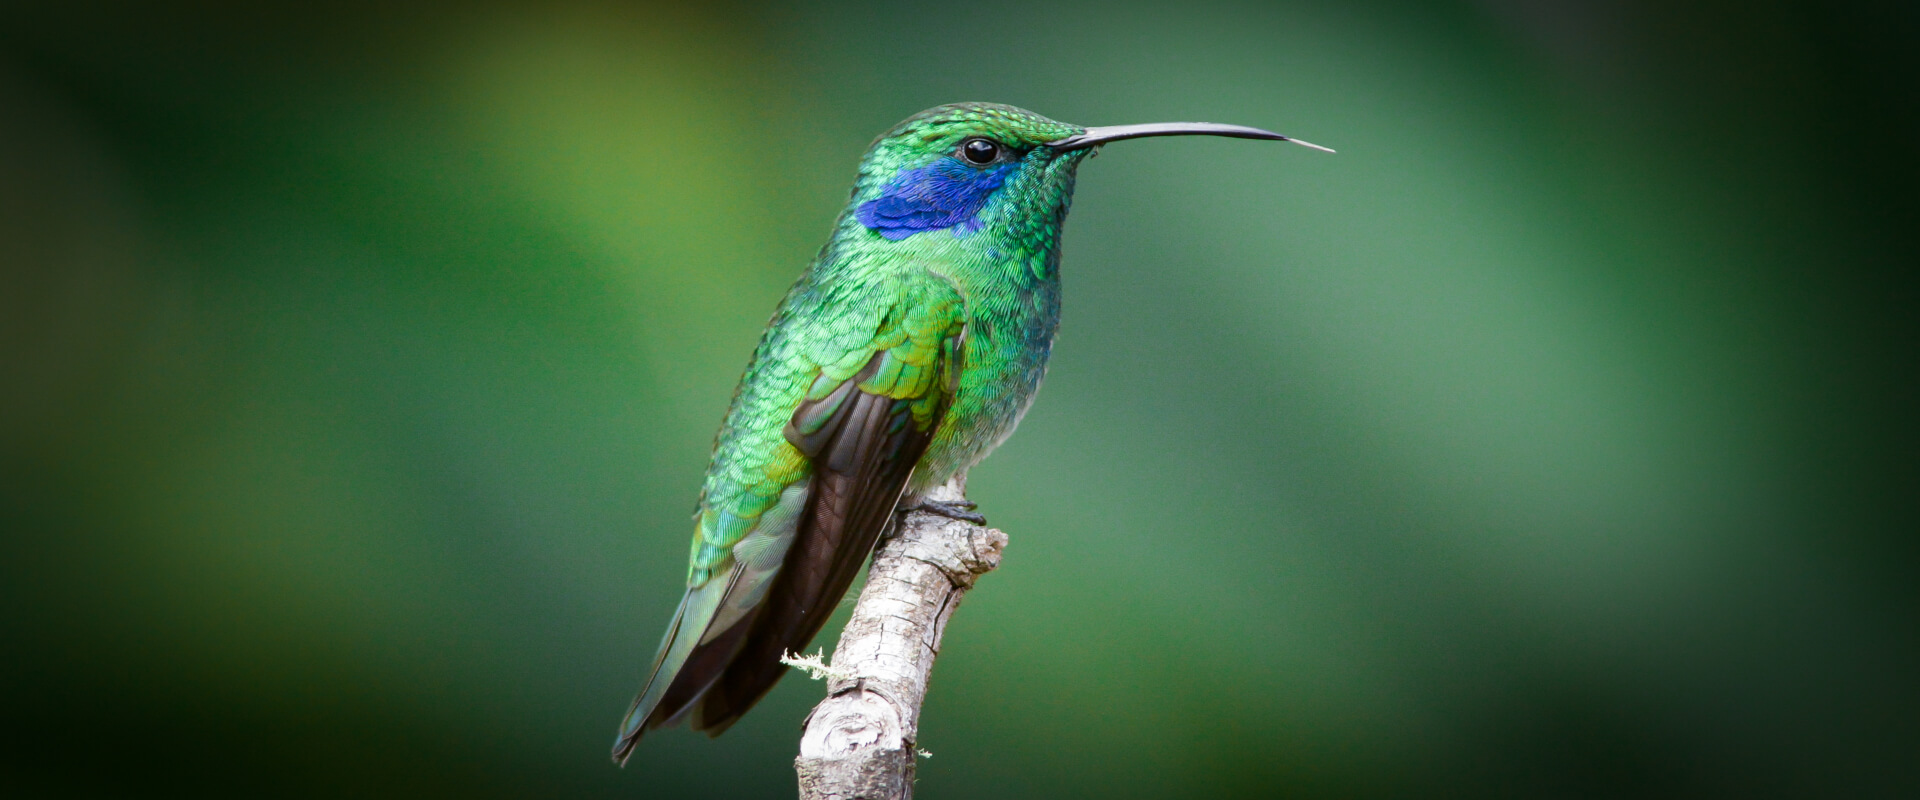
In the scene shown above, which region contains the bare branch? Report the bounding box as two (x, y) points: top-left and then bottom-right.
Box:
(794, 479), (1007, 800)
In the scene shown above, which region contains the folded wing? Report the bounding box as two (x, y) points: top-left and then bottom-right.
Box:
(613, 276), (965, 763)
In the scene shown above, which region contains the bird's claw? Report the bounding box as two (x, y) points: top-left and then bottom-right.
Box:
(905, 499), (987, 525)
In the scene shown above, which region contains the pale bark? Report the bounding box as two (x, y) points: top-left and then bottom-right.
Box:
(793, 479), (1007, 800)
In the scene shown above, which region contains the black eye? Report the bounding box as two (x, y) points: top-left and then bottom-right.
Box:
(960, 138), (1001, 165)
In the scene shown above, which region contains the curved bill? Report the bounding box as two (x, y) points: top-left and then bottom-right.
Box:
(1047, 122), (1334, 153)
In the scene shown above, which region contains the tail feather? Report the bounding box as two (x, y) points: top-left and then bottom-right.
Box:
(611, 576), (748, 763)
(610, 481), (811, 764)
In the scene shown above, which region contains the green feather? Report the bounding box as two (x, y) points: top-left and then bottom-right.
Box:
(613, 101), (1316, 761)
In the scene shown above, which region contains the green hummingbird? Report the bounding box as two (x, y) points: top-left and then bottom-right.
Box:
(613, 102), (1328, 763)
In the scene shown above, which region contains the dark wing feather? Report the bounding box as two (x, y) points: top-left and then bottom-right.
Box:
(688, 351), (948, 733)
(611, 278), (965, 762)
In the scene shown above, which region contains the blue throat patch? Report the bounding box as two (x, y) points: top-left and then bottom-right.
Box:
(857, 159), (1015, 240)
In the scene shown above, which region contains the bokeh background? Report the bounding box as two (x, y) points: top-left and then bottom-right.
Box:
(4, 1), (1915, 796)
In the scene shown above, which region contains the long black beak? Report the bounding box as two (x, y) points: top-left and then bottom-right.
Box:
(1047, 122), (1333, 153)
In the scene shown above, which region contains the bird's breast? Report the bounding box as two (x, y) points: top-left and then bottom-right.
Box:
(911, 277), (1061, 493)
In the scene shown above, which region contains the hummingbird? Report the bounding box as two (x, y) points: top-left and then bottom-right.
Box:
(612, 103), (1328, 763)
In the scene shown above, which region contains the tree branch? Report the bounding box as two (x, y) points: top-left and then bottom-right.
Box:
(793, 479), (1007, 800)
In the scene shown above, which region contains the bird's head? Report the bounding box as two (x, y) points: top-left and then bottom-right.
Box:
(841, 102), (1329, 248)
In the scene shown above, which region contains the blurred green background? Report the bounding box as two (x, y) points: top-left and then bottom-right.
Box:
(3, 0), (1914, 796)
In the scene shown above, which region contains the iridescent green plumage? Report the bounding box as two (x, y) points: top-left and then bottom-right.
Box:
(613, 103), (1325, 762)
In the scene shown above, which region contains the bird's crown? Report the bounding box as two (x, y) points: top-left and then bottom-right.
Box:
(848, 103), (1085, 243)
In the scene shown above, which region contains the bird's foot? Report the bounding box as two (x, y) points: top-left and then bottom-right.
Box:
(905, 499), (986, 525)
